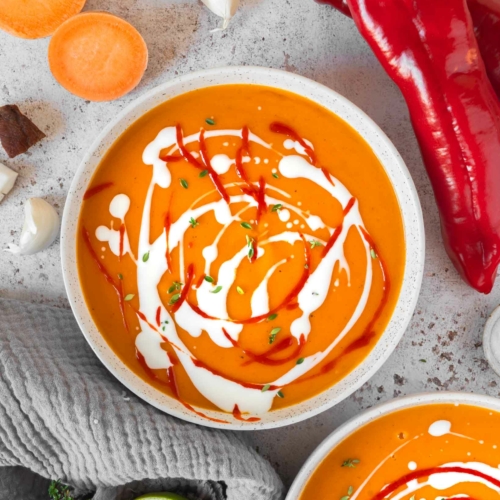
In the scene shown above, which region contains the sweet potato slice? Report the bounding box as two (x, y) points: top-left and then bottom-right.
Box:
(48, 12), (148, 102)
(0, 0), (86, 39)
(0, 105), (46, 158)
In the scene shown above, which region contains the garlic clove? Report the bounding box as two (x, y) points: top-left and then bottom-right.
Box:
(201, 0), (240, 30)
(0, 162), (18, 203)
(6, 198), (60, 255)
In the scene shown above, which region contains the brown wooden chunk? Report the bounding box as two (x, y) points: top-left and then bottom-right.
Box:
(0, 105), (46, 158)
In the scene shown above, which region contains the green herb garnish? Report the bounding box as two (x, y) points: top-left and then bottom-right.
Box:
(269, 327), (281, 344)
(240, 221), (252, 230)
(142, 251), (150, 262)
(370, 248), (377, 259)
(272, 172), (279, 179)
(340, 485), (355, 500)
(210, 285), (223, 294)
(169, 293), (181, 305)
(271, 203), (282, 212)
(204, 275), (214, 283)
(124, 294), (135, 301)
(261, 384), (271, 392)
(296, 357), (305, 365)
(180, 178), (188, 189)
(310, 240), (323, 249)
(205, 118), (215, 125)
(118, 273), (123, 280)
(168, 281), (183, 293)
(248, 246), (254, 259)
(236, 286), (244, 295)
(342, 459), (360, 468)
(48, 480), (74, 500)
(277, 390), (285, 398)
(267, 313), (278, 321)
(189, 217), (199, 228)
(199, 169), (209, 178)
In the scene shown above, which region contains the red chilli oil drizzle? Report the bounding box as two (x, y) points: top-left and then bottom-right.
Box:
(170, 263), (194, 313)
(233, 404), (260, 422)
(83, 181), (114, 200)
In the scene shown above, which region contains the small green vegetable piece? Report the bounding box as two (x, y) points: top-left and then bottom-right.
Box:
(210, 285), (223, 294)
(180, 178), (188, 189)
(246, 234), (252, 246)
(199, 169), (209, 178)
(272, 172), (279, 179)
(124, 294), (135, 301)
(261, 384), (271, 392)
(271, 203), (282, 212)
(48, 480), (74, 500)
(267, 313), (278, 321)
(277, 390), (285, 398)
(204, 275), (214, 283)
(205, 118), (215, 125)
(342, 459), (360, 468)
(169, 293), (181, 305)
(236, 286), (244, 295)
(348, 486), (354, 496)
(189, 217), (199, 228)
(269, 327), (281, 344)
(370, 248), (377, 259)
(118, 273), (123, 280)
(142, 251), (150, 262)
(240, 221), (252, 230)
(310, 240), (323, 249)
(168, 281), (183, 294)
(248, 246), (254, 259)
(340, 496), (350, 500)
(296, 357), (305, 365)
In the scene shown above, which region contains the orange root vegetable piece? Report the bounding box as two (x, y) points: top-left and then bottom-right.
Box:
(0, 0), (86, 39)
(48, 12), (148, 102)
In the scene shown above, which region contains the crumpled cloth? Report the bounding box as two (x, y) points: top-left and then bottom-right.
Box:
(0, 298), (284, 500)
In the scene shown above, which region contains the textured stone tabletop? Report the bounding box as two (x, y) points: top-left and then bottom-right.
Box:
(1, 0), (500, 490)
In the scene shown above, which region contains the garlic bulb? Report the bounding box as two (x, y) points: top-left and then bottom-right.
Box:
(6, 198), (60, 255)
(0, 162), (18, 203)
(201, 0), (240, 30)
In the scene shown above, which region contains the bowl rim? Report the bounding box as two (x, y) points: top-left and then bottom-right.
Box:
(285, 391), (500, 499)
(61, 65), (425, 430)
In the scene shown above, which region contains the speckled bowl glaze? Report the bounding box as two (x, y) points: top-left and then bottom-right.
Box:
(286, 391), (500, 499)
(61, 66), (425, 430)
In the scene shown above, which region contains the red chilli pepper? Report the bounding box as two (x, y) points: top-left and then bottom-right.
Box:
(345, 0), (500, 293)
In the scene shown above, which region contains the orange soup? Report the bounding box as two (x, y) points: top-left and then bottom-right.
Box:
(77, 84), (405, 422)
(300, 402), (500, 500)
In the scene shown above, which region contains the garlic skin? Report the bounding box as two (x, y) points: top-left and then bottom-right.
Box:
(201, 0), (240, 30)
(0, 162), (18, 203)
(6, 198), (60, 255)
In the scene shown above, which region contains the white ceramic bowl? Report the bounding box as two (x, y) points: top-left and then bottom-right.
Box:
(61, 66), (425, 429)
(286, 391), (500, 499)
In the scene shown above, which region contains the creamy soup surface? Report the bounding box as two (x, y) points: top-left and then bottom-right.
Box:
(300, 403), (500, 500)
(77, 84), (405, 422)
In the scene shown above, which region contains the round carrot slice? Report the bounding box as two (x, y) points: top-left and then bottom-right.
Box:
(0, 0), (86, 39)
(48, 12), (148, 102)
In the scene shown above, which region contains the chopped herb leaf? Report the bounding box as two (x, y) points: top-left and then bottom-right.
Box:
(261, 384), (271, 392)
(340, 496), (350, 500)
(312, 291), (319, 296)
(409, 496), (416, 500)
(267, 313), (278, 321)
(189, 217), (199, 228)
(370, 248), (377, 259)
(248, 246), (254, 259)
(210, 285), (223, 294)
(272, 172), (279, 179)
(271, 203), (282, 212)
(246, 234), (252, 246)
(124, 294), (135, 301)
(269, 327), (281, 344)
(240, 221), (252, 230)
(348, 486), (354, 496)
(142, 251), (150, 262)
(236, 286), (244, 295)
(342, 459), (360, 468)
(310, 240), (323, 249)
(296, 357), (305, 365)
(304, 264), (309, 269)
(204, 275), (214, 283)
(162, 326), (165, 331)
(205, 118), (215, 125)
(169, 293), (181, 305)
(199, 169), (209, 178)
(180, 178), (188, 189)
(277, 390), (285, 398)
(168, 281), (183, 294)
(118, 273), (123, 280)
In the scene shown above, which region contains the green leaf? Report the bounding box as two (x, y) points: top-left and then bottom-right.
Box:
(248, 246), (254, 259)
(271, 203), (282, 212)
(296, 357), (305, 365)
(340, 496), (350, 500)
(267, 313), (278, 321)
(168, 284), (176, 293)
(310, 240), (323, 249)
(210, 285), (223, 294)
(370, 248), (377, 259)
(261, 384), (271, 392)
(236, 286), (244, 295)
(342, 459), (360, 468)
(169, 293), (181, 305)
(189, 217), (199, 228)
(269, 327), (281, 344)
(240, 221), (252, 230)
(277, 390), (284, 398)
(180, 178), (188, 189)
(142, 251), (150, 262)
(124, 294), (135, 301)
(204, 275), (214, 283)
(118, 273), (123, 280)
(272, 172), (279, 179)
(348, 486), (354, 496)
(205, 118), (215, 125)
(199, 169), (209, 178)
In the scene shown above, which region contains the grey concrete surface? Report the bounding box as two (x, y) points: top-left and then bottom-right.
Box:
(1, 0), (500, 490)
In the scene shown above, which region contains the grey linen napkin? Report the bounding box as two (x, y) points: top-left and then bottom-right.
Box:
(0, 298), (284, 500)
